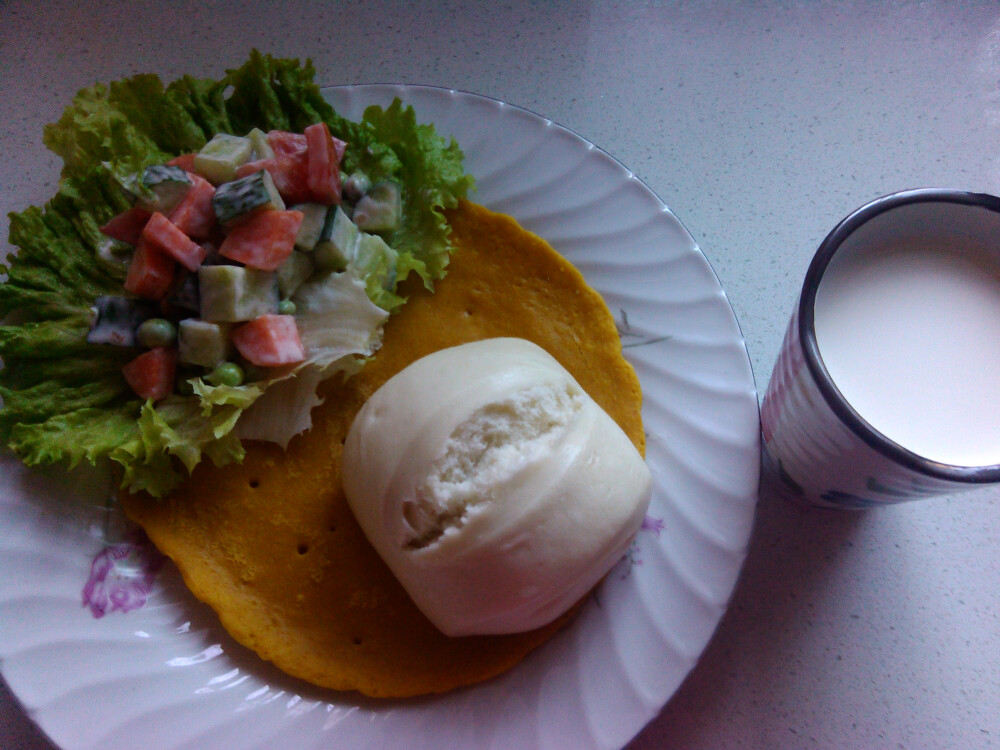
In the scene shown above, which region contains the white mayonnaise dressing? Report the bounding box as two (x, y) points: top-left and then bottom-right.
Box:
(815, 239), (1000, 467)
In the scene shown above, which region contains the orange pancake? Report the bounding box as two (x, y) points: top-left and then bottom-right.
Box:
(123, 200), (644, 697)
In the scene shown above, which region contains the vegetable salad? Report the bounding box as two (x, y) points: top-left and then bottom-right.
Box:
(0, 52), (474, 497)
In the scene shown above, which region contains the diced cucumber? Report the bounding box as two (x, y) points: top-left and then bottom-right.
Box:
(342, 170), (372, 202)
(246, 128), (275, 160)
(178, 319), (232, 368)
(292, 203), (330, 251)
(87, 296), (156, 347)
(212, 170), (285, 226)
(352, 232), (398, 291)
(194, 134), (254, 184)
(113, 170), (155, 207)
(353, 181), (402, 233)
(277, 251), (314, 298)
(137, 165), (192, 213)
(198, 265), (279, 322)
(313, 207), (359, 270)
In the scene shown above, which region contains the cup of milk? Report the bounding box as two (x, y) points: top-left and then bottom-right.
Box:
(760, 189), (1000, 508)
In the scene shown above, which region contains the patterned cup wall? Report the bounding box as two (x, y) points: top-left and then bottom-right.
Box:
(761, 190), (1000, 508)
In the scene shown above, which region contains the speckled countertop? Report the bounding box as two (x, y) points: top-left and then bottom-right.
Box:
(2, 1), (998, 748)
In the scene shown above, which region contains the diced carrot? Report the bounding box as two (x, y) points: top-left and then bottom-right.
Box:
(236, 154), (312, 205)
(167, 153), (198, 172)
(304, 122), (342, 204)
(235, 161), (264, 179)
(218, 209), (303, 271)
(269, 153), (312, 205)
(231, 314), (305, 367)
(122, 346), (178, 401)
(267, 129), (344, 162)
(100, 206), (152, 245)
(142, 212), (208, 272)
(168, 172), (216, 240)
(267, 130), (307, 156)
(123, 237), (175, 301)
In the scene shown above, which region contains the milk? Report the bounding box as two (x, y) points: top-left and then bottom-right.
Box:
(814, 240), (1000, 467)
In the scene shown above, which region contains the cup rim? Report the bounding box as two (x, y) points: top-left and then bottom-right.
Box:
(798, 187), (1000, 484)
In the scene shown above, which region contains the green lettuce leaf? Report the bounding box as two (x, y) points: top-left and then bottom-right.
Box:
(8, 405), (139, 469)
(190, 378), (266, 413)
(109, 396), (246, 497)
(1, 51), (472, 497)
(292, 271), (390, 369)
(356, 99), (475, 286)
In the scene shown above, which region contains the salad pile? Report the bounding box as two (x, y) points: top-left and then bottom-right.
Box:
(0, 52), (474, 497)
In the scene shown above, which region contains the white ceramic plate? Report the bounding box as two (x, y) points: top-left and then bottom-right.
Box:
(0, 86), (760, 750)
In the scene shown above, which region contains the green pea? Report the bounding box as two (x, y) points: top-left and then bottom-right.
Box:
(206, 362), (245, 388)
(137, 318), (176, 348)
(278, 299), (297, 315)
